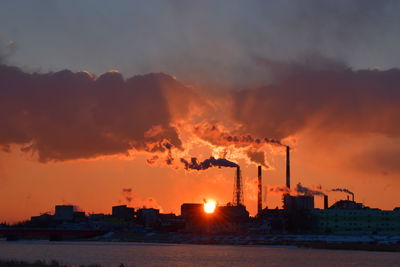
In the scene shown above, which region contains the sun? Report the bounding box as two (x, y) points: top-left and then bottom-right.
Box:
(203, 199), (217, 214)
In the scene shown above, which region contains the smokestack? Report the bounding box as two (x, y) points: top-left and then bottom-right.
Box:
(347, 195), (349, 201)
(257, 165), (262, 215)
(324, 195), (328, 209)
(352, 193), (354, 202)
(286, 146), (290, 189)
(233, 166), (243, 206)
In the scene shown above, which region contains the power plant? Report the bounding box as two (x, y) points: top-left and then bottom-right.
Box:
(4, 144), (399, 239)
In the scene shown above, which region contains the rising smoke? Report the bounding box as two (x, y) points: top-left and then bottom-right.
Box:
(331, 188), (354, 196)
(268, 183), (326, 196)
(295, 183), (326, 196)
(180, 157), (238, 170)
(268, 183), (358, 198)
(120, 188), (162, 210)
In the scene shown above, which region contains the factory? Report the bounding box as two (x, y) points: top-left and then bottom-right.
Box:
(9, 145), (400, 237)
(180, 166), (250, 233)
(178, 144), (399, 235)
(253, 146), (400, 234)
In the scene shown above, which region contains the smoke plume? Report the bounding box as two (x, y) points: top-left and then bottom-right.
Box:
(331, 188), (354, 196)
(295, 183), (326, 196)
(180, 156), (238, 170)
(120, 188), (162, 210)
(268, 183), (326, 196)
(193, 122), (284, 148)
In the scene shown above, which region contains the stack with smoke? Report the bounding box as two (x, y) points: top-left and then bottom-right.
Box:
(120, 188), (162, 210)
(180, 156), (238, 170)
(331, 188), (355, 201)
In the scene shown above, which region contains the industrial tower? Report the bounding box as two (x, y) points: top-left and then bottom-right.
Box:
(233, 166), (244, 206)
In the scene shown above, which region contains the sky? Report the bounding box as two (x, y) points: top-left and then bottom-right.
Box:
(1, 0), (400, 222)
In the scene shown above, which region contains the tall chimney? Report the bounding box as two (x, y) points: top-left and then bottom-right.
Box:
(233, 166), (243, 206)
(324, 195), (328, 209)
(257, 166), (262, 215)
(352, 193), (354, 202)
(286, 146), (290, 189)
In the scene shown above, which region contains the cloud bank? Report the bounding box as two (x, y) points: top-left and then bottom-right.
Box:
(1, 56), (400, 175)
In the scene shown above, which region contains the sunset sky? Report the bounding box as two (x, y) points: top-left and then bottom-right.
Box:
(1, 1), (400, 223)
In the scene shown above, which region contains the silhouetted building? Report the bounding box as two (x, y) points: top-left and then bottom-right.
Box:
(159, 213), (184, 232)
(181, 203), (249, 233)
(329, 199), (363, 210)
(112, 205), (134, 221)
(283, 195), (314, 210)
(55, 205), (74, 221)
(137, 208), (159, 227)
(30, 213), (53, 226)
(312, 201), (400, 234)
(73, 211), (86, 221)
(259, 208), (287, 233)
(181, 203), (203, 220)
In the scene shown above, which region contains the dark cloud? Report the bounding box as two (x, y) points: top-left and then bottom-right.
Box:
(0, 38), (16, 63)
(352, 143), (400, 176)
(0, 65), (191, 162)
(232, 57), (400, 139)
(1, 1), (400, 88)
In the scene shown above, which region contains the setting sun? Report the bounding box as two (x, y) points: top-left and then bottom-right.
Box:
(203, 200), (217, 214)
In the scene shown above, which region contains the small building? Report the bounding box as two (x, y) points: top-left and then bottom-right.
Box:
(54, 205), (75, 221)
(283, 195), (314, 211)
(30, 213), (53, 226)
(137, 208), (160, 227)
(180, 203), (249, 233)
(259, 208), (287, 233)
(112, 205), (135, 221)
(159, 213), (184, 232)
(73, 211), (86, 222)
(181, 203), (203, 220)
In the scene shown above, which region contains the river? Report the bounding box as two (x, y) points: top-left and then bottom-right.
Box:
(0, 241), (398, 266)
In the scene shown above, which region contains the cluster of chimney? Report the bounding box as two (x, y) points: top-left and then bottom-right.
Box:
(254, 146), (331, 215)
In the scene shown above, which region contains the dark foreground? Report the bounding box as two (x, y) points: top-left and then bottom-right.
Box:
(0, 259), (102, 267)
(1, 240), (399, 267)
(2, 231), (400, 252)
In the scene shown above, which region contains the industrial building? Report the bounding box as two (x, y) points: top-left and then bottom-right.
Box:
(283, 195), (314, 211)
(312, 200), (400, 234)
(137, 208), (160, 227)
(111, 205), (135, 221)
(181, 202), (249, 233)
(53, 205), (86, 222)
(9, 144), (399, 238)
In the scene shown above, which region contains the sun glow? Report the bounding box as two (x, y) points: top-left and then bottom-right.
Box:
(203, 199), (217, 214)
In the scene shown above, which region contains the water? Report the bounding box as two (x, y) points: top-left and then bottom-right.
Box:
(0, 240), (398, 267)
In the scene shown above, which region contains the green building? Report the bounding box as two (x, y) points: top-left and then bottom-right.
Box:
(312, 200), (400, 234)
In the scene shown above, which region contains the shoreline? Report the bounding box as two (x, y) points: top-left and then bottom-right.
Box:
(92, 232), (400, 252)
(2, 233), (400, 252)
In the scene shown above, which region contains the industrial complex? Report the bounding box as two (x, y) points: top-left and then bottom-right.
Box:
(1, 146), (399, 242)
